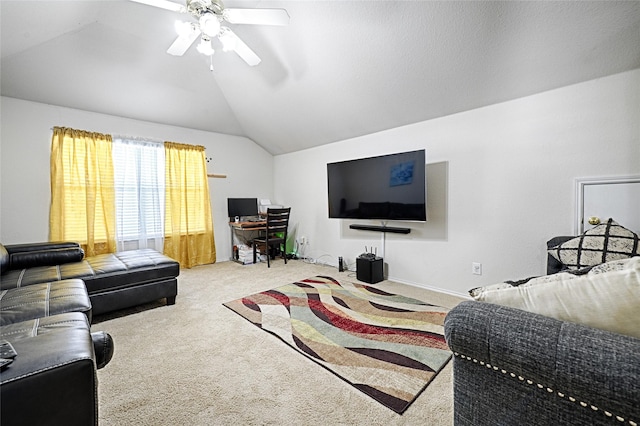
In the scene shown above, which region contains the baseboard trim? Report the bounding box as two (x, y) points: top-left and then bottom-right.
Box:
(387, 277), (471, 299)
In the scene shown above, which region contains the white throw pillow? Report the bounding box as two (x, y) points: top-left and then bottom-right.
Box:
(471, 257), (640, 338)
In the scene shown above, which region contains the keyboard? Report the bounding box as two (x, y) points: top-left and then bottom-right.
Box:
(241, 222), (264, 228)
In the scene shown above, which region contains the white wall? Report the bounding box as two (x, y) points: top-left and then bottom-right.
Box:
(274, 69), (640, 296)
(0, 97), (274, 261)
(2, 70), (638, 294)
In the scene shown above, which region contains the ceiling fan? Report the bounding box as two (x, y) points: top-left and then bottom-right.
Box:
(131, 0), (289, 66)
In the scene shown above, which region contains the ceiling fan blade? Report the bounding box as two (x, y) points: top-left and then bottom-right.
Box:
(167, 27), (201, 56)
(130, 0), (186, 13)
(223, 8), (290, 26)
(221, 29), (261, 66)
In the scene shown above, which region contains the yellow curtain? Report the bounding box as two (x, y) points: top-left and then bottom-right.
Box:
(49, 127), (116, 256)
(163, 142), (216, 268)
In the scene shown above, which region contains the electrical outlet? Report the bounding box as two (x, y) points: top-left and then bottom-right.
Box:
(472, 262), (482, 275)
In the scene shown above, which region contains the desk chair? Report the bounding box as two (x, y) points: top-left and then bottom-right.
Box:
(252, 207), (291, 267)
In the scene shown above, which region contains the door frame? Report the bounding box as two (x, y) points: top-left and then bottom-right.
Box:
(575, 175), (640, 235)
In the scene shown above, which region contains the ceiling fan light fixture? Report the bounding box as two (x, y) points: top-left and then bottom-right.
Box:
(134, 0), (289, 66)
(199, 12), (221, 37)
(196, 37), (215, 56)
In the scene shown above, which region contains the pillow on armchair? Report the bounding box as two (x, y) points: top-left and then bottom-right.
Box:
(470, 256), (640, 338)
(548, 218), (640, 270)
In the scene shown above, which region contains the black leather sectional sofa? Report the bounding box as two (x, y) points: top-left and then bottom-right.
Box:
(0, 241), (180, 425)
(1, 241), (180, 315)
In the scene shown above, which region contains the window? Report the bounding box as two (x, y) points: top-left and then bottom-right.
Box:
(51, 127), (216, 266)
(112, 137), (165, 252)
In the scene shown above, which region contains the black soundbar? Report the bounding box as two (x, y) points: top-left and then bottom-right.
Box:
(349, 224), (411, 234)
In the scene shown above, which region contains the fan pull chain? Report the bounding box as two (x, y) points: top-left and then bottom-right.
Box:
(210, 56), (214, 72)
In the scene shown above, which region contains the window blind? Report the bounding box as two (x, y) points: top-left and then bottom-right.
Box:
(112, 137), (165, 251)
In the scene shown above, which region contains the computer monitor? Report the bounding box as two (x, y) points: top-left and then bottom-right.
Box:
(227, 198), (259, 219)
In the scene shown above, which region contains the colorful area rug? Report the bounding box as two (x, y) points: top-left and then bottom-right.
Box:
(223, 275), (452, 414)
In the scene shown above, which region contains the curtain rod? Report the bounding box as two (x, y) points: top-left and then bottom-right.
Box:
(50, 127), (227, 178)
(50, 127), (164, 144)
(113, 134), (164, 144)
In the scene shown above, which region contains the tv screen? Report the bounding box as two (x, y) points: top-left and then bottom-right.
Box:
(227, 198), (258, 219)
(327, 150), (426, 221)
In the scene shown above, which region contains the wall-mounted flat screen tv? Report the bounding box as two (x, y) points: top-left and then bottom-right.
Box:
(327, 149), (426, 221)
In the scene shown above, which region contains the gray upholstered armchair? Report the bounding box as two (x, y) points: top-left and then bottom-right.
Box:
(445, 224), (640, 425)
(444, 299), (640, 426)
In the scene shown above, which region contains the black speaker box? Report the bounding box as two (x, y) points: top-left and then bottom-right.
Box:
(356, 256), (384, 284)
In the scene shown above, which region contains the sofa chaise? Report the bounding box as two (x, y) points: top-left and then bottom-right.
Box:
(0, 241), (180, 316)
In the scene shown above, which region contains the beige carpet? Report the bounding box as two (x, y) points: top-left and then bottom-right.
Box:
(93, 260), (465, 425)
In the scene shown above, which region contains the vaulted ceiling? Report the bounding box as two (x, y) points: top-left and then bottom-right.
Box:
(2, 1), (639, 155)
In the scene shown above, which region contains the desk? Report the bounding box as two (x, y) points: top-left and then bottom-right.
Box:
(230, 221), (267, 230)
(229, 221), (267, 263)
